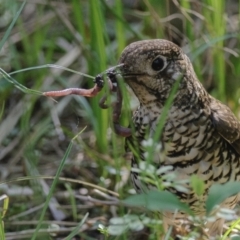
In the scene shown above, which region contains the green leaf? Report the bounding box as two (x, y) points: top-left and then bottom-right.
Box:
(190, 175), (205, 196)
(107, 224), (128, 236)
(231, 237), (240, 240)
(108, 215), (144, 235)
(122, 190), (192, 215)
(206, 182), (240, 215)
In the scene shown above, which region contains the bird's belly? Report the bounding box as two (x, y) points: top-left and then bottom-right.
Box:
(131, 125), (240, 212)
(129, 106), (240, 215)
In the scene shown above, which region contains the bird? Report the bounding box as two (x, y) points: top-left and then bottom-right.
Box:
(117, 39), (240, 238)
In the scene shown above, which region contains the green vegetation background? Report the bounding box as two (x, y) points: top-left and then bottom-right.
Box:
(0, 0), (239, 239)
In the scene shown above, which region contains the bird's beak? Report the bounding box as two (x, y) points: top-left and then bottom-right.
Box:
(105, 64), (125, 83)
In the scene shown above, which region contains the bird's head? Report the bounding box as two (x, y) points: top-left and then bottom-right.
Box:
(118, 39), (201, 106)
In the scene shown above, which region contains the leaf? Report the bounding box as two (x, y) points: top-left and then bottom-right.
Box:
(128, 219), (144, 231)
(206, 182), (240, 215)
(107, 225), (128, 236)
(190, 175), (205, 196)
(230, 237), (240, 240)
(108, 215), (144, 235)
(122, 190), (192, 215)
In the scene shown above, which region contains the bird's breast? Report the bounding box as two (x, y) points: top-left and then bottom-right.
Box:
(132, 103), (237, 182)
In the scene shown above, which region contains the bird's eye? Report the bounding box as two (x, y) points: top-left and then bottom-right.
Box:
(151, 56), (166, 71)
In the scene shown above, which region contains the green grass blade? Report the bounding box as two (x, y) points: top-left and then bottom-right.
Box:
(115, 0), (126, 55)
(0, 0), (27, 51)
(31, 127), (86, 240)
(64, 183), (78, 221)
(63, 212), (89, 240)
(0, 194), (9, 240)
(0, 68), (42, 95)
(100, 0), (143, 39)
(89, 0), (108, 152)
(9, 64), (94, 79)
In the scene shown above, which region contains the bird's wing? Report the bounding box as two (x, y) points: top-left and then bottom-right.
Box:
(210, 97), (240, 155)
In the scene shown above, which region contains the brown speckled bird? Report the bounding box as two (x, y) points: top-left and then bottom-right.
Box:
(118, 39), (240, 237)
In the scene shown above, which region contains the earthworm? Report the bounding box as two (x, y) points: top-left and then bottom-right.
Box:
(98, 74), (118, 109)
(112, 85), (132, 137)
(99, 95), (109, 109)
(43, 85), (102, 97)
(43, 74), (104, 97)
(43, 71), (132, 137)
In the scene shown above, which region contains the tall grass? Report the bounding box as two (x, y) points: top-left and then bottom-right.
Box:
(203, 0), (226, 100)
